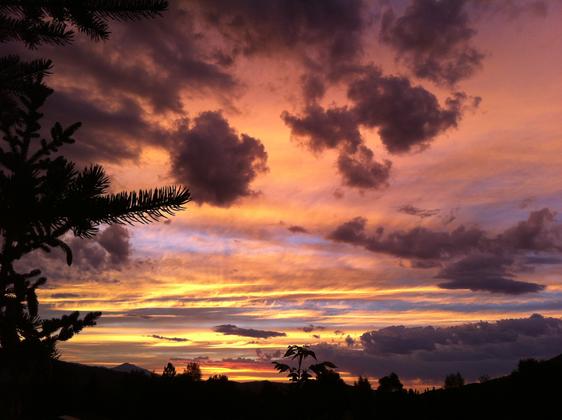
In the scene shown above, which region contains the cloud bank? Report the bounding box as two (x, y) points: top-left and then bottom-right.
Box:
(329, 209), (562, 294)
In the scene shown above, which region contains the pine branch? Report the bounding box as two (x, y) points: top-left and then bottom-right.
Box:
(0, 55), (52, 91)
(88, 185), (191, 226)
(1, 0), (168, 46)
(0, 15), (73, 47)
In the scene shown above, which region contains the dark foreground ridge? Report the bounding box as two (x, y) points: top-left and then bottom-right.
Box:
(1, 354), (561, 419)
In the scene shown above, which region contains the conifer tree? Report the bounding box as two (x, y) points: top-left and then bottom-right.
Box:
(0, 70), (190, 361)
(0, 0), (188, 364)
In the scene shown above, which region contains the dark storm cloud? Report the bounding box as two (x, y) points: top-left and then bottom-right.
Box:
(1, 2), (240, 166)
(43, 91), (152, 164)
(288, 225), (309, 234)
(18, 225), (132, 278)
(380, 0), (484, 86)
(328, 217), (485, 260)
(283, 66), (471, 189)
(314, 314), (562, 382)
(284, 67), (468, 155)
(437, 253), (545, 295)
(67, 238), (108, 269)
(347, 68), (468, 153)
(328, 209), (562, 294)
(282, 105), (362, 153)
(361, 314), (561, 355)
(98, 225), (131, 266)
(398, 204), (440, 219)
(498, 208), (562, 252)
(39, 226), (132, 273)
(196, 0), (366, 71)
(300, 73), (326, 104)
(38, 3), (236, 113)
(170, 111), (268, 207)
(337, 146), (392, 190)
(73, 225), (131, 269)
(148, 334), (190, 343)
(213, 324), (286, 339)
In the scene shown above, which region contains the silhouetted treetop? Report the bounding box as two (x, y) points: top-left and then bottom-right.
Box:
(444, 372), (464, 389)
(0, 0), (168, 47)
(162, 362), (176, 378)
(354, 376), (372, 393)
(378, 372), (404, 393)
(182, 362), (202, 381)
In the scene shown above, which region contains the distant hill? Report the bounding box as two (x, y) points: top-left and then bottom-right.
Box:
(110, 362), (154, 376)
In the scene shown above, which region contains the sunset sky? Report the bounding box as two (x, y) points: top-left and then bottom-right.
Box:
(7, 0), (562, 387)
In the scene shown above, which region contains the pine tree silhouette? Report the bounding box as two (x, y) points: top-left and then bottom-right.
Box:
(0, 75), (190, 362)
(0, 0), (188, 369)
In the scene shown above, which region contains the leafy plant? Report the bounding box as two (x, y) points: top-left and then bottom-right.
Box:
(273, 345), (337, 384)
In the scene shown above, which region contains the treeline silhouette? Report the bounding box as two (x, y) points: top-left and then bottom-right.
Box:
(1, 353), (561, 419)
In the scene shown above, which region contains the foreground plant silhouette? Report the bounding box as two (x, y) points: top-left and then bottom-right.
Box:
(273, 345), (337, 383)
(0, 0), (185, 366)
(0, 79), (190, 364)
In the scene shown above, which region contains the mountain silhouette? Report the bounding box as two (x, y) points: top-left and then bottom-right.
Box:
(111, 363), (154, 377)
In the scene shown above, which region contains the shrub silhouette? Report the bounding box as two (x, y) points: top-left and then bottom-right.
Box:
(207, 374), (229, 383)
